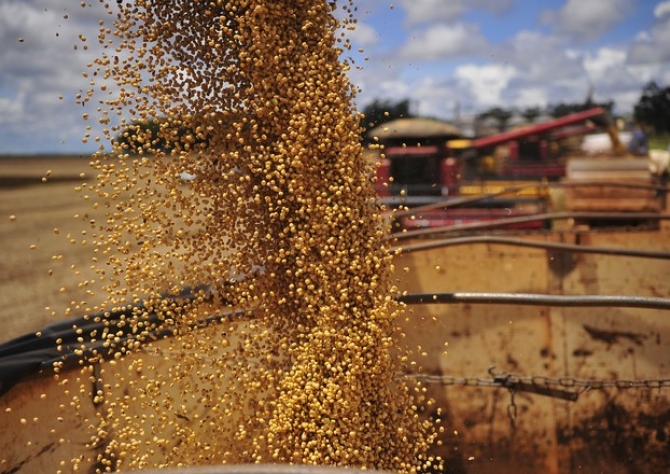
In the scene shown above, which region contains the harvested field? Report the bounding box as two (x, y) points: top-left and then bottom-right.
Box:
(0, 155), (101, 343)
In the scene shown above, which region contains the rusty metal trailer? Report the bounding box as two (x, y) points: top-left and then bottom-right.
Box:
(393, 225), (670, 473)
(2, 183), (670, 473)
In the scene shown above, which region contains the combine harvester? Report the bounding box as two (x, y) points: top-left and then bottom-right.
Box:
(2, 109), (670, 472)
(370, 107), (662, 230)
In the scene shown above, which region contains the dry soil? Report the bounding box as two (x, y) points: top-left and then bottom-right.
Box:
(0, 155), (103, 343)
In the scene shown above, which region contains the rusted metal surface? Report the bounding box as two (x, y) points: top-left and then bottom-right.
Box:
(0, 323), (261, 473)
(1, 229), (669, 473)
(394, 228), (670, 473)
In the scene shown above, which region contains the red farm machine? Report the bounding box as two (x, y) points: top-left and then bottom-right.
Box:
(368, 108), (659, 230)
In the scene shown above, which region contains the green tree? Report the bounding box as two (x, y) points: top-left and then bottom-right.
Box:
(521, 106), (542, 123)
(634, 81), (670, 134)
(115, 119), (169, 154)
(548, 100), (613, 118)
(476, 106), (513, 132)
(114, 117), (213, 155)
(359, 98), (414, 133)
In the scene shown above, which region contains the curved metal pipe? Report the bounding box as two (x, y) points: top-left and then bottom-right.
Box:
(122, 465), (389, 474)
(396, 292), (670, 310)
(393, 235), (670, 260)
(386, 188), (536, 218)
(390, 211), (668, 240)
(388, 180), (668, 217)
(385, 180), (667, 219)
(557, 180), (665, 191)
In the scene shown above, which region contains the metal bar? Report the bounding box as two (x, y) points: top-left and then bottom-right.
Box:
(390, 211), (670, 240)
(393, 235), (670, 260)
(386, 187), (539, 218)
(385, 181), (666, 219)
(407, 373), (670, 391)
(396, 292), (670, 310)
(557, 180), (665, 191)
(472, 107), (607, 148)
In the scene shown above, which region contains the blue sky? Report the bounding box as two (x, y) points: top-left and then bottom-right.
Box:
(1, 0), (670, 154)
(346, 0), (670, 120)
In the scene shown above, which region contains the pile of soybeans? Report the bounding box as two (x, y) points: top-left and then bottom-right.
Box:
(58, 0), (441, 472)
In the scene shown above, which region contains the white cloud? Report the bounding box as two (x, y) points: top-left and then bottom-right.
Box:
(579, 47), (649, 111)
(498, 31), (586, 83)
(0, 0), (111, 153)
(405, 76), (463, 118)
(355, 26), (647, 119)
(398, 0), (514, 26)
(398, 0), (464, 26)
(513, 87), (550, 109)
(627, 62), (670, 88)
(398, 23), (487, 60)
(655, 1), (670, 18)
(455, 64), (517, 107)
(2, 0), (669, 153)
(0, 96), (24, 126)
(612, 89), (644, 112)
(628, 14), (670, 64)
(635, 30), (652, 41)
(472, 0), (515, 15)
(500, 37), (644, 113)
(351, 0), (398, 17)
(541, 0), (633, 41)
(376, 80), (413, 101)
(583, 47), (627, 83)
(345, 22), (379, 48)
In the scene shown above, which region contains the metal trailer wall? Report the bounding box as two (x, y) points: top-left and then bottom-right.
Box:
(1, 229), (669, 473)
(394, 229), (670, 473)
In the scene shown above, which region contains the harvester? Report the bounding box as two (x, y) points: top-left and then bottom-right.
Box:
(369, 107), (661, 230)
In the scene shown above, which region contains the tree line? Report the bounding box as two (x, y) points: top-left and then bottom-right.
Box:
(116, 81), (670, 153)
(360, 81), (670, 136)
(634, 82), (670, 135)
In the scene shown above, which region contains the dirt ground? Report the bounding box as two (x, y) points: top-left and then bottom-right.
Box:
(0, 155), (104, 343)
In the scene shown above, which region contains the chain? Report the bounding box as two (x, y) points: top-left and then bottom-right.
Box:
(507, 388), (517, 431)
(406, 367), (670, 394)
(401, 367), (670, 428)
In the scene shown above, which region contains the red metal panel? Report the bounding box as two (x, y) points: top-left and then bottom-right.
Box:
(384, 145), (440, 156)
(472, 108), (606, 149)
